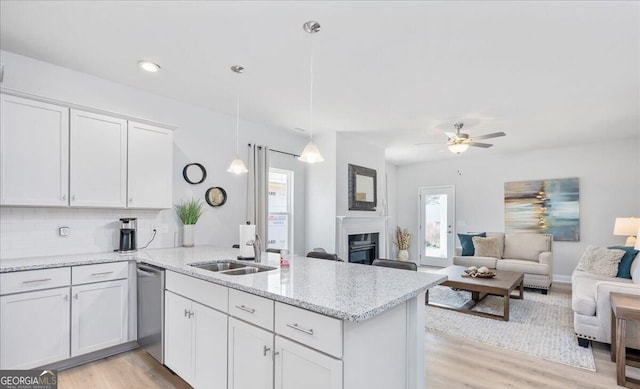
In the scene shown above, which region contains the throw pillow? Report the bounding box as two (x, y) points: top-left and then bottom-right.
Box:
(576, 245), (626, 277)
(472, 236), (500, 258)
(458, 232), (486, 256)
(608, 246), (639, 279)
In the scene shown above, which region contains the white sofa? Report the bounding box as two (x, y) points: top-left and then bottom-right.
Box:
(453, 232), (553, 293)
(572, 258), (640, 349)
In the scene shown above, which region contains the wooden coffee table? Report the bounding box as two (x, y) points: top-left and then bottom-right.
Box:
(426, 265), (524, 321)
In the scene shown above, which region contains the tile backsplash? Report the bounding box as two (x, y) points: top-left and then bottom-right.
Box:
(0, 207), (178, 260)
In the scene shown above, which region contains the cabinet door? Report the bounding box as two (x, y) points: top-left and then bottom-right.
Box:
(0, 94), (69, 206)
(228, 317), (274, 389)
(164, 291), (194, 385)
(275, 336), (342, 389)
(127, 121), (172, 209)
(71, 279), (128, 357)
(0, 287), (70, 369)
(193, 301), (227, 389)
(70, 109), (127, 207)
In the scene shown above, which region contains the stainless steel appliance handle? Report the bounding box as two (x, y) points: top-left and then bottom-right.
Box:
(137, 268), (159, 277)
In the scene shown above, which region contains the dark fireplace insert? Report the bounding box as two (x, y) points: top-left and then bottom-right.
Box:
(347, 233), (379, 265)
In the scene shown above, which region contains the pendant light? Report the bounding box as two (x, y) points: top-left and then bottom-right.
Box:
(227, 65), (249, 174)
(298, 21), (325, 164)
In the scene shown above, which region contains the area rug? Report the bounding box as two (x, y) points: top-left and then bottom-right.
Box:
(425, 286), (596, 371)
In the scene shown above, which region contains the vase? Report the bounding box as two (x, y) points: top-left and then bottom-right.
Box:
(183, 224), (195, 247)
(398, 249), (409, 261)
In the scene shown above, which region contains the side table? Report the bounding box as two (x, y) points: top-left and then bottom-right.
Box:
(610, 292), (640, 389)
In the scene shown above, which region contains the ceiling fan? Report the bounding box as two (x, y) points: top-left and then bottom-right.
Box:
(418, 122), (506, 154)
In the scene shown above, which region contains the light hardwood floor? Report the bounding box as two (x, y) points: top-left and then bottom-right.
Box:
(59, 286), (639, 388)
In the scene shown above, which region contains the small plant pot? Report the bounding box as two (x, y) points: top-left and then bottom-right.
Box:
(183, 224), (195, 247)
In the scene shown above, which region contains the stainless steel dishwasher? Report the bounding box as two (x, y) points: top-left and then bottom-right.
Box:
(137, 263), (165, 364)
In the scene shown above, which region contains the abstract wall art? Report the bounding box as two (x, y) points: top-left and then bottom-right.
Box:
(504, 177), (580, 241)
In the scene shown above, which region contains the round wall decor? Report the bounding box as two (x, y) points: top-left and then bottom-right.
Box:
(205, 187), (227, 207)
(183, 163), (207, 184)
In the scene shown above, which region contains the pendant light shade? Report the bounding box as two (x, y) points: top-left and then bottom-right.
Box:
(227, 157), (248, 174)
(298, 142), (325, 163)
(228, 65), (248, 174)
(298, 21), (324, 164)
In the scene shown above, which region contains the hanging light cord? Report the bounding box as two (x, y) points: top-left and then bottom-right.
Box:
(309, 32), (314, 142)
(235, 74), (240, 155)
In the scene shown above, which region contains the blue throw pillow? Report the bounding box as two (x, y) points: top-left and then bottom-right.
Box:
(458, 232), (487, 256)
(609, 246), (639, 279)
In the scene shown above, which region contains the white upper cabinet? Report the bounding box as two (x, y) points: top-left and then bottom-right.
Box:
(70, 110), (127, 208)
(127, 121), (173, 209)
(0, 94), (69, 206)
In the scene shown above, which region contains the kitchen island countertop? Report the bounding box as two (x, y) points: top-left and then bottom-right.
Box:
(0, 245), (445, 322)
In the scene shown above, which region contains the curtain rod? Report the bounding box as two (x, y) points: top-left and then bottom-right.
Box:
(247, 143), (299, 158)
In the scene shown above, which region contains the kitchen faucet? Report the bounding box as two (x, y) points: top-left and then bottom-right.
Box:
(247, 234), (262, 263)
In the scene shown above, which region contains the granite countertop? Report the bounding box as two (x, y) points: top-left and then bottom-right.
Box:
(0, 246), (446, 322)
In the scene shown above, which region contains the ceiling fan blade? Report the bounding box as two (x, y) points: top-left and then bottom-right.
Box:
(444, 131), (459, 140)
(468, 142), (493, 148)
(472, 131), (506, 140)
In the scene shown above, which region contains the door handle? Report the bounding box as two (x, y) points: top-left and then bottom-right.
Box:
(263, 345), (271, 357)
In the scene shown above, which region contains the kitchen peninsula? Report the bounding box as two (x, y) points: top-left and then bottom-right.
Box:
(0, 246), (445, 389)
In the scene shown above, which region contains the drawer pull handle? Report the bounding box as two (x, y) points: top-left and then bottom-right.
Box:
(286, 323), (314, 335)
(263, 345), (271, 357)
(91, 271), (114, 276)
(22, 278), (52, 284)
(235, 305), (255, 314)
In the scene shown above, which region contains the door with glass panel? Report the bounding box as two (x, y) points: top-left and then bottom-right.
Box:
(267, 168), (293, 253)
(419, 186), (455, 267)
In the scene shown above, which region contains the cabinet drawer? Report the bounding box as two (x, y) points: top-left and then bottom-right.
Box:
(166, 271), (228, 313)
(0, 267), (70, 295)
(72, 262), (128, 285)
(229, 289), (274, 331)
(275, 302), (342, 358)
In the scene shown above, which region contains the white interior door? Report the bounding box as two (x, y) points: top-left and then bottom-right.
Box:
(419, 186), (455, 267)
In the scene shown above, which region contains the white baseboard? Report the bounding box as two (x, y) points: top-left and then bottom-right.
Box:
(553, 274), (572, 284)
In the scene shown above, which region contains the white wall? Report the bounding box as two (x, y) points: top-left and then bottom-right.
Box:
(395, 139), (640, 278)
(385, 162), (398, 259)
(0, 50), (307, 259)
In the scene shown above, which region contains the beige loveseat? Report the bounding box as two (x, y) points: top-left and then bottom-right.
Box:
(453, 232), (553, 293)
(572, 259), (640, 349)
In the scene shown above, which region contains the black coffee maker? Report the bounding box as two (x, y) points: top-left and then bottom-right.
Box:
(117, 218), (137, 253)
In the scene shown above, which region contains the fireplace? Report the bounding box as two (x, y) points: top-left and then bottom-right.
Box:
(348, 233), (379, 265)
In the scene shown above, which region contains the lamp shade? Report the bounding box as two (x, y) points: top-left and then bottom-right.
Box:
(613, 217), (639, 236)
(227, 156), (248, 174)
(298, 142), (324, 163)
(448, 143), (469, 154)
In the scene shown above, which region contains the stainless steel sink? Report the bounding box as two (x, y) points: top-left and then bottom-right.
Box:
(190, 261), (247, 272)
(189, 260), (276, 275)
(222, 267), (272, 275)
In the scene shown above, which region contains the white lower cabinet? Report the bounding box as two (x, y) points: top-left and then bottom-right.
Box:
(274, 336), (342, 389)
(165, 291), (227, 389)
(71, 279), (128, 357)
(0, 287), (71, 369)
(228, 317), (274, 389)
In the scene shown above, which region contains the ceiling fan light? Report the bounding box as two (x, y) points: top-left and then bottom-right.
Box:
(298, 142), (324, 163)
(448, 143), (470, 154)
(227, 156), (248, 174)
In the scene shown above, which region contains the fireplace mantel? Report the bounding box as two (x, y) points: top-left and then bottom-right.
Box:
(336, 216), (388, 262)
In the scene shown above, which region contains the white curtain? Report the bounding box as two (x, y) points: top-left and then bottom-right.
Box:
(247, 144), (269, 249)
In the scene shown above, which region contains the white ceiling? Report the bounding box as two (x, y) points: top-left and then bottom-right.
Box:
(1, 1), (638, 165)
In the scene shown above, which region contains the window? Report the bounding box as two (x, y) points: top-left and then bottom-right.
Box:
(267, 168), (293, 252)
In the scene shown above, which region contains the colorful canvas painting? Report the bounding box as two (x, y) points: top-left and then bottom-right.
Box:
(504, 177), (580, 241)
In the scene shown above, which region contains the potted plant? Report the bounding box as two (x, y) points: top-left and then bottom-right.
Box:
(394, 226), (412, 261)
(175, 198), (204, 247)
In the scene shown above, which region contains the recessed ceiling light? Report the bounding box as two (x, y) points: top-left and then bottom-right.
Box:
(138, 60), (161, 73)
